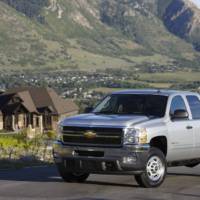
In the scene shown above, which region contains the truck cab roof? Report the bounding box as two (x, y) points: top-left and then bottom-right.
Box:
(112, 89), (197, 96)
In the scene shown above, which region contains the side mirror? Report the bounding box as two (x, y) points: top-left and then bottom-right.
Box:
(84, 106), (93, 113)
(171, 109), (189, 120)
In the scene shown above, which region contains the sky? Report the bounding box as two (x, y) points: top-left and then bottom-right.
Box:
(189, 0), (200, 8)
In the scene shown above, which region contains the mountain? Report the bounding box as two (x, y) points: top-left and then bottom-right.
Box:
(162, 0), (200, 51)
(0, 0), (200, 72)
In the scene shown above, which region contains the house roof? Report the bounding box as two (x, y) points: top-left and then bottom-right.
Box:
(3, 87), (79, 115)
(17, 91), (38, 113)
(0, 94), (15, 109)
(2, 103), (29, 114)
(47, 88), (79, 114)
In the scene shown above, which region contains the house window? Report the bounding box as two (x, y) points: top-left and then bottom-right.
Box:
(43, 113), (52, 130)
(14, 114), (18, 125)
(36, 117), (39, 127)
(47, 116), (52, 126)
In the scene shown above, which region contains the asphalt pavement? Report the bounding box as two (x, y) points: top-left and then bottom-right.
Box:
(0, 165), (200, 200)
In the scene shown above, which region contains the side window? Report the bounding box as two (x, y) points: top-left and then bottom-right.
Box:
(186, 95), (200, 119)
(170, 96), (187, 115)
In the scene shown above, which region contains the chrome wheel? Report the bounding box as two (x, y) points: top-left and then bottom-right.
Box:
(146, 156), (165, 182)
(135, 148), (167, 188)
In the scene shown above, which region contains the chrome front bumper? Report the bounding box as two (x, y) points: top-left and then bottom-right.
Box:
(53, 141), (150, 174)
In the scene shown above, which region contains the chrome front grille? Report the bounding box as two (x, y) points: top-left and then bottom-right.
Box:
(62, 126), (123, 147)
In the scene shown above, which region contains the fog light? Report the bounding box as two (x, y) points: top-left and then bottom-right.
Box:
(123, 157), (137, 164)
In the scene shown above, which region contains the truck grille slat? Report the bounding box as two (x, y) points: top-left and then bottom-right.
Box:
(62, 126), (123, 147)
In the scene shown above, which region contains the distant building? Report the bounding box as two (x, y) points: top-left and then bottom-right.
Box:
(0, 87), (79, 132)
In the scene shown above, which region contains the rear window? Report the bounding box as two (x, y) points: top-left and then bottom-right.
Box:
(186, 95), (200, 119)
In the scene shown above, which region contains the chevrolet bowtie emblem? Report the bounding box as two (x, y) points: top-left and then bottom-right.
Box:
(84, 131), (97, 139)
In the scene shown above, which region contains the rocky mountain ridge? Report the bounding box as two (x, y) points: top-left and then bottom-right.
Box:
(0, 0), (200, 71)
(162, 0), (200, 50)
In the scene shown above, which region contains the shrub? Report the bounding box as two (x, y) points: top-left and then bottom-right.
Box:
(19, 128), (29, 139)
(45, 130), (56, 140)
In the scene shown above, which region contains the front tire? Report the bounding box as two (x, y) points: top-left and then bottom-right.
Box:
(135, 147), (167, 188)
(57, 163), (90, 183)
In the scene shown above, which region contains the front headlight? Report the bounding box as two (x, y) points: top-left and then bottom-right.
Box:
(56, 124), (63, 141)
(123, 128), (148, 145)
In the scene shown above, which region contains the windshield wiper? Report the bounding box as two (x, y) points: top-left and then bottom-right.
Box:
(93, 111), (117, 115)
(144, 114), (159, 119)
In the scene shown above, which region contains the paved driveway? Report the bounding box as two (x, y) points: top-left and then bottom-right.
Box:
(0, 165), (200, 200)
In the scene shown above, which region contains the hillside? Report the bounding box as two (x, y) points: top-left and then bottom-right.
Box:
(0, 0), (200, 72)
(162, 0), (200, 51)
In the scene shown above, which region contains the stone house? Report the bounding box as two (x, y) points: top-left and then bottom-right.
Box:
(0, 87), (79, 132)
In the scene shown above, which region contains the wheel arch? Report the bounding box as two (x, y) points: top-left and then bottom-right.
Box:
(150, 136), (168, 157)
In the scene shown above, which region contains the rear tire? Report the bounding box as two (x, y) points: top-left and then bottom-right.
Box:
(135, 147), (167, 188)
(57, 163), (89, 183)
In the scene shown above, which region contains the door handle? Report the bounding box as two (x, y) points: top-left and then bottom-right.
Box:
(186, 126), (193, 130)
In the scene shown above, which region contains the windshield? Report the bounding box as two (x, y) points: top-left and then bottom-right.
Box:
(93, 94), (168, 117)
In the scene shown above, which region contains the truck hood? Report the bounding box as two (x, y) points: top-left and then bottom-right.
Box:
(60, 113), (149, 128)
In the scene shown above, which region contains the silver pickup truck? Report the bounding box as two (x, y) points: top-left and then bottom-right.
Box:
(53, 89), (200, 187)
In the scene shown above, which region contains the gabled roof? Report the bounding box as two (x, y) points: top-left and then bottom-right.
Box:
(47, 88), (79, 114)
(3, 87), (79, 115)
(0, 93), (15, 109)
(1, 103), (29, 115)
(17, 91), (38, 113)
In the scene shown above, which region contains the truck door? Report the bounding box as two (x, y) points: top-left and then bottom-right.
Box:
(168, 95), (194, 161)
(186, 95), (200, 159)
